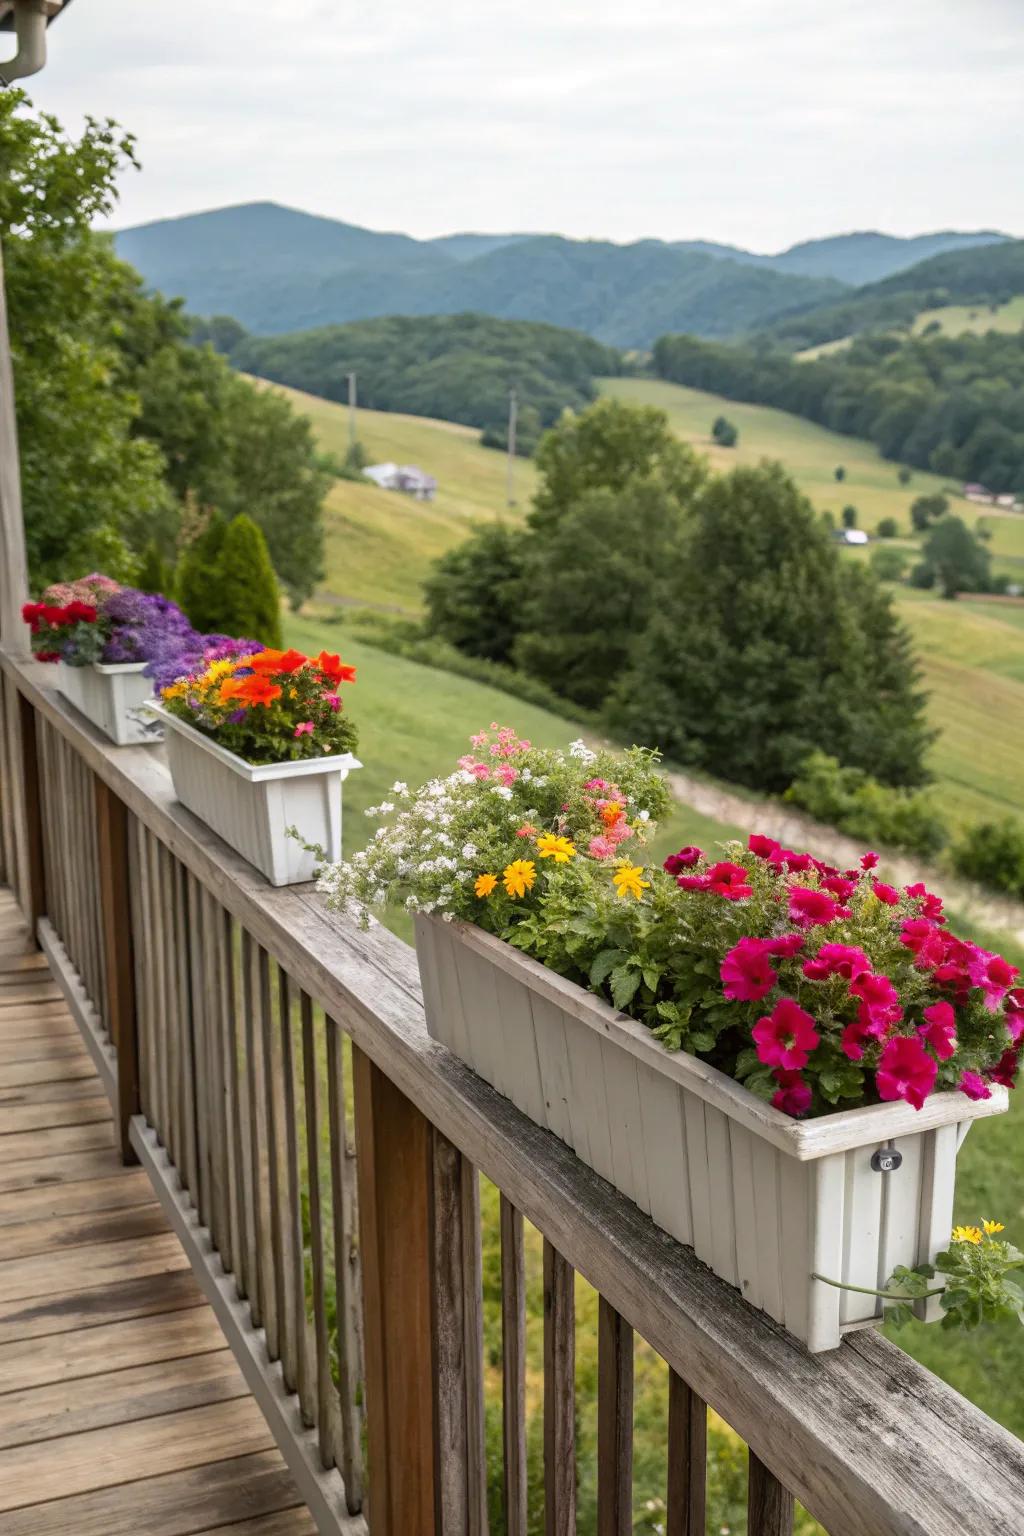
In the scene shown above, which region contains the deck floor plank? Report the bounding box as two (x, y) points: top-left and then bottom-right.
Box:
(0, 890), (313, 1532)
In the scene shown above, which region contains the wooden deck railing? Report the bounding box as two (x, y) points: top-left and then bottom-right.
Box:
(3, 647), (1024, 1536)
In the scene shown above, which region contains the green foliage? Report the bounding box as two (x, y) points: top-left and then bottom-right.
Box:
(135, 539), (173, 596)
(175, 515), (228, 632)
(883, 1225), (1024, 1333)
(213, 515), (283, 648)
(922, 515), (991, 598)
(834, 464), (846, 481)
(870, 544), (907, 582)
(711, 414), (738, 447)
(911, 493), (949, 532)
(188, 313), (248, 353)
(424, 522), (527, 665)
(653, 325), (1024, 495)
(842, 504), (858, 528)
(898, 465), (913, 485)
(233, 313), (619, 455)
(607, 462), (932, 791)
(909, 560), (936, 590)
(951, 819), (1024, 899)
(876, 516), (899, 538)
(785, 751), (947, 858)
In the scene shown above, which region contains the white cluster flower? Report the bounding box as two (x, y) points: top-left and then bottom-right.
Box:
(638, 808), (650, 822)
(462, 842), (478, 860)
(391, 781), (408, 795)
(492, 785), (513, 801)
(378, 800), (395, 815)
(568, 739), (596, 764)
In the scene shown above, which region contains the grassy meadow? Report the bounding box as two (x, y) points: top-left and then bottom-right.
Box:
(796, 295), (1024, 359)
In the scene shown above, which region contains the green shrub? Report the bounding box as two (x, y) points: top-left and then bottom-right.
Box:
(909, 560), (936, 590)
(785, 751), (947, 859)
(876, 517), (899, 538)
(951, 820), (1024, 899)
(175, 514), (229, 631)
(214, 514), (283, 647)
(870, 545), (908, 582)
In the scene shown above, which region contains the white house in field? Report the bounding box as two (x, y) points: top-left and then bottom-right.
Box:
(363, 462), (437, 501)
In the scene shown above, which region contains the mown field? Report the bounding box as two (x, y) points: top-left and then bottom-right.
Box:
(796, 294), (1024, 359)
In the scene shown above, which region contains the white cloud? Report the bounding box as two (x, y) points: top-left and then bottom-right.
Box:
(23, 0), (1024, 248)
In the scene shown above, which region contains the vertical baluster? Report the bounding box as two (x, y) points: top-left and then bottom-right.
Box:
(666, 1371), (707, 1536)
(301, 993), (337, 1466)
(747, 1451), (794, 1535)
(326, 1017), (364, 1513)
(79, 757), (103, 1022)
(95, 781), (139, 1163)
(15, 693), (45, 940)
(219, 903), (244, 1285)
(256, 946), (281, 1362)
(260, 952), (288, 1363)
(236, 929), (259, 1319)
(543, 1240), (576, 1536)
(35, 724), (59, 942)
(191, 874), (214, 1226)
(159, 841), (181, 1171)
(201, 889), (229, 1264)
(597, 1298), (633, 1536)
(148, 830), (169, 1147)
(54, 737), (80, 970)
(244, 935), (273, 1334)
(176, 863), (200, 1207)
(280, 969), (314, 1421)
(131, 822), (153, 1124)
(501, 1195), (527, 1536)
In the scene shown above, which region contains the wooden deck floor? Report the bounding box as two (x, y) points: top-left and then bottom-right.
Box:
(0, 887), (315, 1536)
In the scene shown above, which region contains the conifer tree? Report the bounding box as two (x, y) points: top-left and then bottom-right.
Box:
(175, 514), (228, 632)
(213, 515), (283, 648)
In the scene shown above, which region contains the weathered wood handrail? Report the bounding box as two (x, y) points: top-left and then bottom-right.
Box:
(3, 646), (1024, 1536)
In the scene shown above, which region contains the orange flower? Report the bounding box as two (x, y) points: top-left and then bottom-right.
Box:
(600, 800), (624, 827)
(220, 674), (283, 709)
(315, 650), (357, 685)
(248, 647), (306, 674)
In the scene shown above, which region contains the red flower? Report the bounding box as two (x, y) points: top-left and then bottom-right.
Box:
(787, 886), (848, 927)
(35, 650), (60, 662)
(676, 874), (710, 891)
(752, 998), (819, 1070)
(705, 861), (753, 900)
(802, 942), (871, 981)
(860, 851), (880, 870)
(720, 937), (777, 1003)
(771, 1068), (813, 1118)
(872, 880), (899, 906)
(905, 882), (945, 923)
(841, 1020), (872, 1061)
(918, 1000), (957, 1061)
(990, 1048), (1020, 1089)
(899, 918), (947, 970)
(315, 650), (357, 685)
(821, 875), (856, 902)
(748, 834), (780, 860)
(64, 600), (97, 623)
(958, 1069), (992, 1102)
(664, 846), (702, 875)
(850, 971), (902, 1032)
(249, 647), (307, 674)
(875, 1035), (937, 1110)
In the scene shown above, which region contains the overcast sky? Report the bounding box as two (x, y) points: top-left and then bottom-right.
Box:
(25, 0), (1024, 249)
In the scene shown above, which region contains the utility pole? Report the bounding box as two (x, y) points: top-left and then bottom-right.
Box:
(506, 388), (518, 508)
(347, 371), (357, 454)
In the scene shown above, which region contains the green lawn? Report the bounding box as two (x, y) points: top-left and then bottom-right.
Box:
(796, 294), (1024, 360)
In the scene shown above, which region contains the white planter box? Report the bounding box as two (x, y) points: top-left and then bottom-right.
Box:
(56, 660), (157, 746)
(153, 702), (361, 887)
(415, 915), (1008, 1352)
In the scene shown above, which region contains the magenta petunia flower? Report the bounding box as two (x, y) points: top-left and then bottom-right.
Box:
(802, 942), (871, 982)
(918, 1000), (957, 1060)
(752, 998), (819, 1070)
(664, 846), (702, 874)
(763, 933), (805, 958)
(872, 880), (900, 906)
(787, 886), (848, 927)
(850, 971), (903, 1032)
(905, 881), (945, 923)
(990, 1048), (1020, 1088)
(820, 875), (857, 902)
(771, 1068), (812, 1118)
(748, 834), (780, 860)
(720, 937), (777, 1003)
(705, 861), (754, 900)
(860, 851), (880, 870)
(875, 1035), (938, 1110)
(958, 1069), (992, 1102)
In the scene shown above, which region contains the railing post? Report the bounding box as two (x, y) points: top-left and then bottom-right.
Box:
(352, 1042), (436, 1534)
(95, 777), (139, 1163)
(0, 239), (30, 659)
(15, 690), (45, 938)
(747, 1449), (795, 1535)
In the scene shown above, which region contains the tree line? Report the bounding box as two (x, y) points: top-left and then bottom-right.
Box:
(653, 330), (1024, 496)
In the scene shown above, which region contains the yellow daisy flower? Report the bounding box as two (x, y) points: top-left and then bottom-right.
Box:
(952, 1225), (983, 1246)
(536, 833), (576, 864)
(503, 860), (536, 899)
(202, 657), (239, 684)
(612, 862), (650, 901)
(982, 1219), (1005, 1236)
(474, 873), (498, 898)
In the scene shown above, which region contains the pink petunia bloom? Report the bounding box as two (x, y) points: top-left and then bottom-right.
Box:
(841, 1020), (872, 1061)
(324, 693), (341, 712)
(752, 998), (819, 1070)
(588, 835), (615, 860)
(821, 875), (857, 902)
(959, 1070), (992, 1102)
(872, 881), (900, 906)
(981, 954), (1020, 1012)
(918, 1000), (957, 1060)
(802, 942), (872, 982)
(605, 819), (634, 846)
(458, 754), (491, 781)
(788, 886), (848, 927)
(899, 918), (948, 971)
(860, 851), (880, 870)
(875, 1035), (938, 1110)
(706, 861), (754, 900)
(763, 933), (805, 958)
(583, 778), (608, 792)
(905, 882), (945, 923)
(494, 763), (519, 787)
(772, 1068), (813, 1118)
(990, 1048), (1020, 1089)
(470, 731), (489, 748)
(1006, 988), (1024, 1043)
(664, 846), (702, 875)
(851, 971), (903, 1032)
(778, 849), (814, 872)
(720, 938), (778, 1003)
(748, 834), (780, 860)
(677, 873), (711, 891)
(293, 721), (314, 738)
